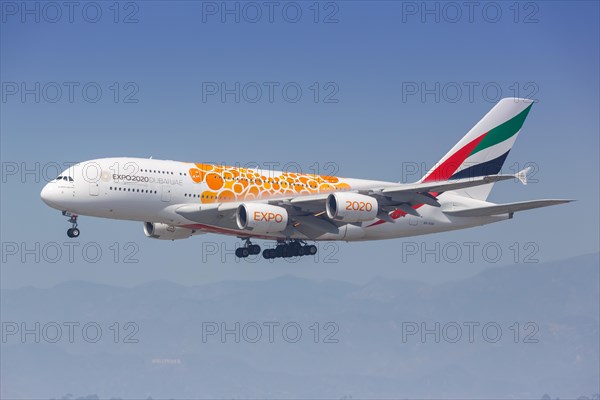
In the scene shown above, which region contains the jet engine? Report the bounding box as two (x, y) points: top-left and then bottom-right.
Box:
(326, 192), (378, 222)
(143, 222), (196, 240)
(236, 203), (289, 234)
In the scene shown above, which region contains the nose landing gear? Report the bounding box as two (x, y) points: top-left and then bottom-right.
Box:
(235, 238), (261, 258)
(63, 211), (80, 238)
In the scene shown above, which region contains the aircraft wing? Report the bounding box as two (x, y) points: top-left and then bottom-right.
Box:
(175, 195), (342, 237)
(174, 171), (529, 238)
(275, 172), (520, 219)
(443, 199), (574, 217)
(381, 174), (516, 197)
(175, 202), (240, 230)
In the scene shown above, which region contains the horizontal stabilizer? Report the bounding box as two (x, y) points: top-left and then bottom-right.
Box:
(444, 199), (574, 217)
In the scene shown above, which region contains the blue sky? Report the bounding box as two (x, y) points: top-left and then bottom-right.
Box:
(1, 1), (598, 289)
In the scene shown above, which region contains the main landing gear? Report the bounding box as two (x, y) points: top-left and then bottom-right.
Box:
(63, 211), (80, 238)
(262, 240), (317, 259)
(235, 239), (318, 259)
(235, 238), (261, 258)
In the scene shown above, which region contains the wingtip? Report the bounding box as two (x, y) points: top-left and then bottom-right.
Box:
(515, 167), (532, 185)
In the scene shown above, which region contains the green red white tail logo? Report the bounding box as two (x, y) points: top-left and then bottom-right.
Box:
(422, 98), (533, 183)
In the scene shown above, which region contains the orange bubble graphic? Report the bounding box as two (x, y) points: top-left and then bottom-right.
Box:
(223, 180), (234, 189)
(233, 183), (244, 194)
(205, 173), (224, 190)
(248, 186), (260, 196)
(222, 171), (235, 181)
(189, 168), (205, 183)
(218, 190), (235, 202)
(201, 191), (217, 204)
(322, 176), (339, 183)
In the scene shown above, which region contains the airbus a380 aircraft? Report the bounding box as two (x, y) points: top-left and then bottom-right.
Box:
(41, 98), (572, 259)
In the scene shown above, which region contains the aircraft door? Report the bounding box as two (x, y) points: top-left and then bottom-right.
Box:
(89, 182), (99, 196)
(161, 185), (171, 202)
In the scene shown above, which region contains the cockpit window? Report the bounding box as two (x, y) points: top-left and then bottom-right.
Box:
(56, 176), (62, 180)
(68, 177), (74, 182)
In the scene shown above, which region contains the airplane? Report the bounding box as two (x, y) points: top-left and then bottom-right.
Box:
(41, 98), (572, 259)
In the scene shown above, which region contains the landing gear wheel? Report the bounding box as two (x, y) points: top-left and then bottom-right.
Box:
(236, 239), (260, 258)
(263, 249), (276, 259)
(64, 212), (80, 238)
(263, 241), (318, 259)
(288, 244), (299, 257)
(275, 245), (285, 258)
(235, 247), (250, 258)
(249, 244), (261, 255)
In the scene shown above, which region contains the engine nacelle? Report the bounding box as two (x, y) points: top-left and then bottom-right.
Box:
(236, 203), (289, 234)
(143, 222), (195, 240)
(326, 192), (378, 222)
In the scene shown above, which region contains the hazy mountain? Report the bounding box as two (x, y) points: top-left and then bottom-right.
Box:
(1, 253), (598, 399)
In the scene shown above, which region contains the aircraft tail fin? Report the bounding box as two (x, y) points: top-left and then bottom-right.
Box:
(420, 98), (534, 200)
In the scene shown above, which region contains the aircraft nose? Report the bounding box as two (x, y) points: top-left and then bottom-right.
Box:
(41, 183), (60, 209)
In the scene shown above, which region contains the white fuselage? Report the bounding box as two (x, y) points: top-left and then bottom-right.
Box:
(40, 158), (509, 241)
